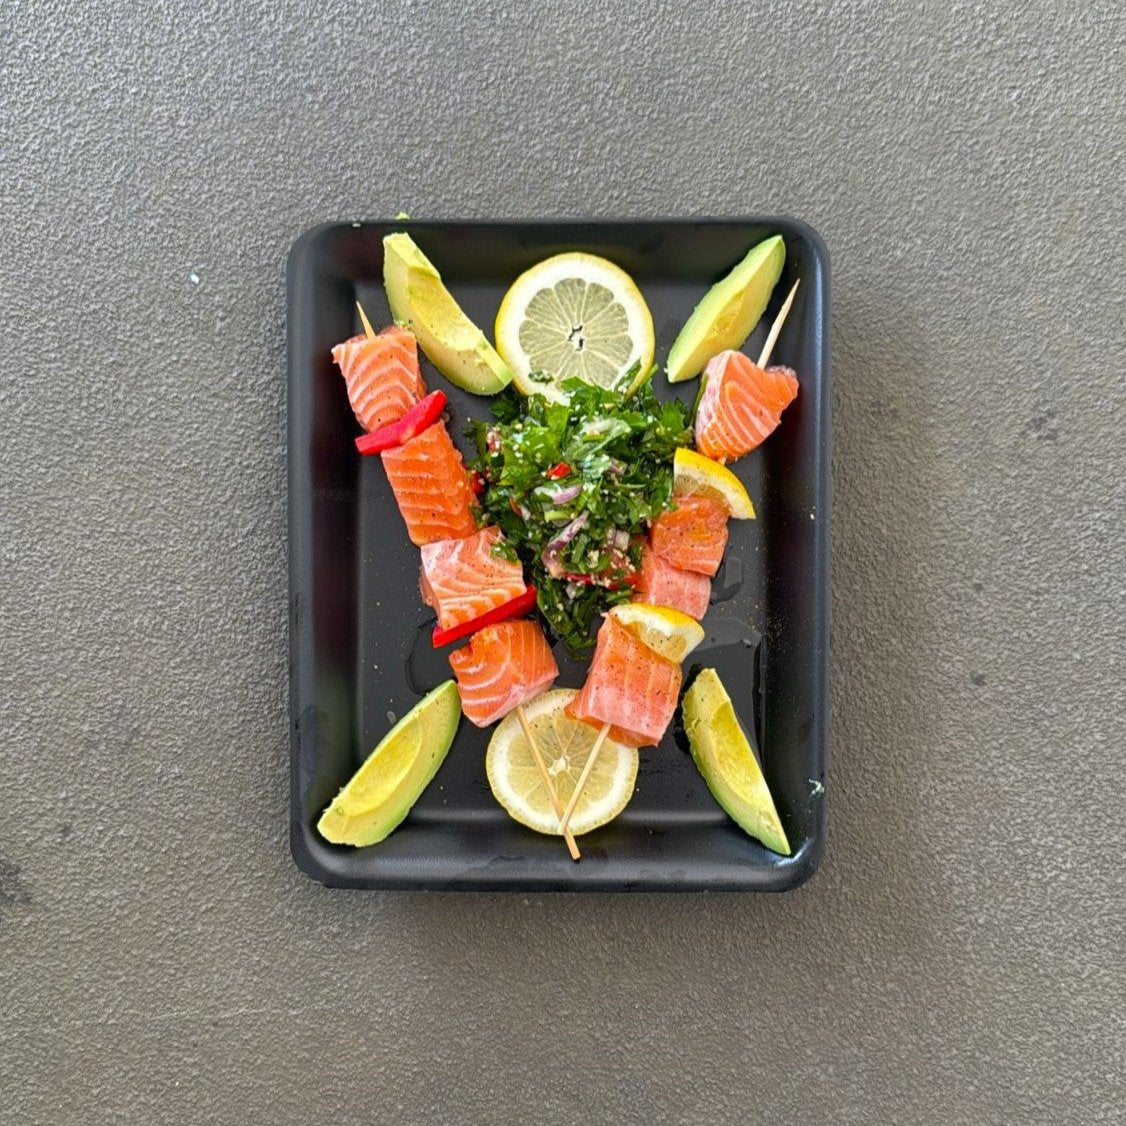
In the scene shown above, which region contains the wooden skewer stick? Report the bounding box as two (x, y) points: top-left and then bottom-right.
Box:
(356, 300), (377, 341)
(516, 704), (580, 861)
(558, 721), (612, 837)
(756, 279), (800, 369)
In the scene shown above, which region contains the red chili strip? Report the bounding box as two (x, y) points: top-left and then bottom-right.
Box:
(355, 391), (447, 455)
(431, 585), (538, 647)
(545, 462), (572, 479)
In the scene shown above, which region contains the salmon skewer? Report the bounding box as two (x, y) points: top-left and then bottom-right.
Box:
(449, 620), (559, 726)
(559, 612), (692, 836)
(649, 493), (730, 577)
(632, 545), (711, 619)
(559, 285), (801, 833)
(382, 421), (479, 545)
(345, 306), (575, 856)
(566, 616), (682, 747)
(421, 527), (527, 631)
(340, 305), (576, 857)
(448, 619), (579, 860)
(694, 280), (801, 463)
(332, 305), (426, 433)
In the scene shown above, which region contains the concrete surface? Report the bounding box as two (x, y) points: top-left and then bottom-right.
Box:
(2, 1), (1123, 1122)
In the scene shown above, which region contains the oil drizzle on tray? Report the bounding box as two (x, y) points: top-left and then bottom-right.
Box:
(710, 555), (743, 604)
(405, 619), (454, 696)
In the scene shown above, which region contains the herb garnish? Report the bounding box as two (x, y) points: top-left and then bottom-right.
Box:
(468, 370), (691, 654)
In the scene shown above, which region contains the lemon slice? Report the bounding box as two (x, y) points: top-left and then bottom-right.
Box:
(607, 603), (705, 663)
(486, 689), (637, 835)
(673, 447), (755, 520)
(495, 252), (655, 402)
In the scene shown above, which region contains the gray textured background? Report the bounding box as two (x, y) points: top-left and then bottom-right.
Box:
(2, 1), (1123, 1122)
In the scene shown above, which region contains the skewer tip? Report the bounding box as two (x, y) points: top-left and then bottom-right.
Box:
(355, 300), (377, 340)
(756, 278), (800, 369)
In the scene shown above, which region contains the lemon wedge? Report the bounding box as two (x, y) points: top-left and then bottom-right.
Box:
(673, 447), (755, 520)
(607, 603), (705, 664)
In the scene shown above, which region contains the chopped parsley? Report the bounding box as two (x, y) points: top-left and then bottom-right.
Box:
(468, 369), (691, 654)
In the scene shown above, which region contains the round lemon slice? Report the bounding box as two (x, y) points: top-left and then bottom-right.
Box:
(607, 603), (705, 664)
(673, 447), (755, 520)
(486, 689), (637, 836)
(495, 252), (655, 402)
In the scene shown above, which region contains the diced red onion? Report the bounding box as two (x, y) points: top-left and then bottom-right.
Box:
(542, 512), (589, 577)
(549, 511), (588, 550)
(549, 483), (582, 505)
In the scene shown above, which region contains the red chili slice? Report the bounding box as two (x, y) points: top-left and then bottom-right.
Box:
(431, 585), (538, 647)
(561, 571), (597, 585)
(355, 391), (447, 455)
(545, 462), (572, 479)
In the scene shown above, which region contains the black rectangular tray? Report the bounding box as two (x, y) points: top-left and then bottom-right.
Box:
(288, 219), (829, 891)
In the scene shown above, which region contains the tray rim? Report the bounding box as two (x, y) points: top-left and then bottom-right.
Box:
(287, 216), (830, 892)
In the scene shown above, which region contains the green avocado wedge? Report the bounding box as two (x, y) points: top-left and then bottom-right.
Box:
(665, 235), (785, 384)
(383, 232), (513, 395)
(681, 668), (791, 855)
(317, 681), (461, 847)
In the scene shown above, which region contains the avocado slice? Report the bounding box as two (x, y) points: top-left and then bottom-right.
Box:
(317, 681), (461, 847)
(681, 668), (791, 855)
(383, 232), (513, 395)
(665, 235), (786, 384)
